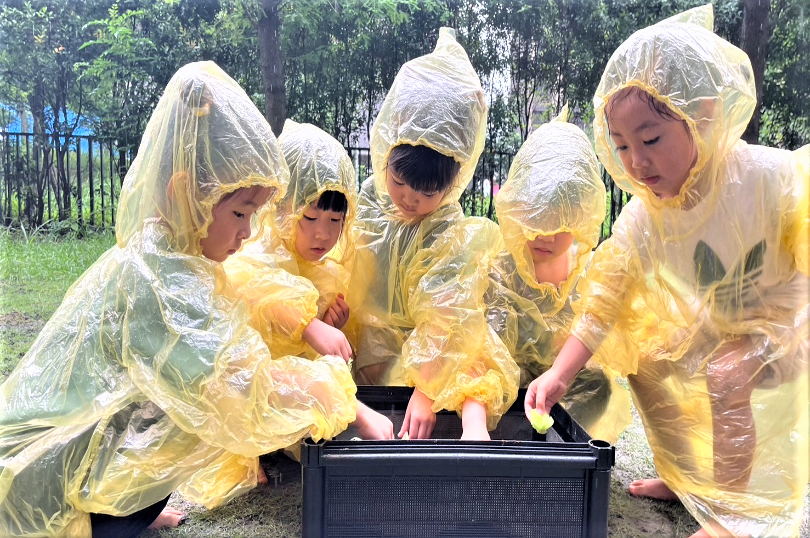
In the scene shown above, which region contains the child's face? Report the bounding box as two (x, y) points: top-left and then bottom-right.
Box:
(607, 91), (697, 199)
(294, 202), (345, 262)
(201, 186), (271, 262)
(527, 232), (574, 266)
(386, 168), (446, 219)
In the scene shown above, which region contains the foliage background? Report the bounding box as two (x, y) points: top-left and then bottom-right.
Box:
(1, 0), (806, 154)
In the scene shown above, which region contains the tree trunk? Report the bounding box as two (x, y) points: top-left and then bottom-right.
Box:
(740, 0), (770, 144)
(28, 81), (49, 226)
(257, 0), (286, 136)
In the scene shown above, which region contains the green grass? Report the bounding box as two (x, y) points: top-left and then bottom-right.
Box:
(0, 230), (115, 381)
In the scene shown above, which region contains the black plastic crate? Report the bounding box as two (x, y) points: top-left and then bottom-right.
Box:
(301, 387), (614, 538)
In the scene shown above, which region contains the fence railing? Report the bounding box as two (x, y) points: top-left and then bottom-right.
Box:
(1, 133), (626, 239)
(0, 131), (133, 232)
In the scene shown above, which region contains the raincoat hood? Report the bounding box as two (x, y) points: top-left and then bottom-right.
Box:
(116, 61), (289, 254)
(224, 120), (358, 359)
(370, 27), (487, 207)
(593, 4), (756, 212)
(0, 62), (358, 538)
(269, 119), (357, 264)
(574, 6), (809, 535)
(495, 107), (606, 311)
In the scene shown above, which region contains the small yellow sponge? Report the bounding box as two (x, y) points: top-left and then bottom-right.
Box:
(529, 409), (554, 434)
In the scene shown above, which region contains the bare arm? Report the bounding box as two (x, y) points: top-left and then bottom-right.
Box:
(524, 335), (593, 417)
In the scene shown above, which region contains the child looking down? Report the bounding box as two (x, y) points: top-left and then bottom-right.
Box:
(0, 62), (360, 538)
(526, 6), (809, 537)
(486, 108), (631, 444)
(348, 28), (518, 441)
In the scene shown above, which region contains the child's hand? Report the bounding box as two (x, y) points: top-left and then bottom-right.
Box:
(322, 293), (350, 330)
(302, 318), (353, 363)
(524, 370), (568, 419)
(353, 402), (394, 440)
(399, 388), (436, 440)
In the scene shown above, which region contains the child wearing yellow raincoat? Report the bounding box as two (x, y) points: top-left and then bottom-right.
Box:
(486, 109), (631, 444)
(225, 119), (358, 362)
(0, 62), (361, 538)
(347, 27), (519, 441)
(526, 6), (809, 537)
(225, 119), (393, 440)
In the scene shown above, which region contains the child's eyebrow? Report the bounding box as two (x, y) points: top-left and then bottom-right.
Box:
(610, 120), (659, 138)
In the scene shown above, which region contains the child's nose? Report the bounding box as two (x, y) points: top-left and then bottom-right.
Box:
(237, 220), (251, 240)
(631, 147), (650, 169)
(314, 223), (330, 240)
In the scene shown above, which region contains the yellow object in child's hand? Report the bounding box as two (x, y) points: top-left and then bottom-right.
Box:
(529, 409), (554, 434)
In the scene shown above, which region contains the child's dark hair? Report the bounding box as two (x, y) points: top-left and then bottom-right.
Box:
(387, 144), (461, 194)
(316, 190), (348, 214)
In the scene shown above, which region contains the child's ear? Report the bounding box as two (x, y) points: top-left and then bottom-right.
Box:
(166, 171), (190, 202)
(165, 171), (195, 229)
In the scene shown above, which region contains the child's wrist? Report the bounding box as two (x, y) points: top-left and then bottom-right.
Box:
(461, 398), (487, 427)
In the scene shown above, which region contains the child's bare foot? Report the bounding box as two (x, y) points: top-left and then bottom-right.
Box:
(628, 478), (678, 500)
(148, 507), (185, 529)
(258, 465), (269, 485)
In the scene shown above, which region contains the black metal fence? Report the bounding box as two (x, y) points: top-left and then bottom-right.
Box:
(1, 133), (626, 239)
(0, 131), (133, 232)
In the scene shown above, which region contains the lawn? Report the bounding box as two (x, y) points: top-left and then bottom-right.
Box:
(0, 232), (806, 538)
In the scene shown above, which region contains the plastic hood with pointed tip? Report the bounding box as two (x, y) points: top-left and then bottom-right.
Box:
(576, 5), (809, 536)
(347, 28), (519, 426)
(0, 62), (357, 537)
(224, 120), (358, 358)
(485, 108), (630, 443)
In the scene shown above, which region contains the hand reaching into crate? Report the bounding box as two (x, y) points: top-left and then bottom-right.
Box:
(399, 387), (437, 439)
(525, 336), (593, 418)
(353, 402), (394, 440)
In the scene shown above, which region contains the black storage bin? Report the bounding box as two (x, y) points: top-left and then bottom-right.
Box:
(301, 387), (614, 538)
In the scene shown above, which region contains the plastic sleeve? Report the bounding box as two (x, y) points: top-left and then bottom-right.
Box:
(400, 219), (519, 426)
(121, 250), (357, 457)
(224, 252), (320, 344)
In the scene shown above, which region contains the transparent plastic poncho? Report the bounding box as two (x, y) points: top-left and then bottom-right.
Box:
(576, 6), (809, 536)
(224, 120), (358, 358)
(485, 109), (631, 443)
(347, 28), (519, 427)
(0, 62), (357, 537)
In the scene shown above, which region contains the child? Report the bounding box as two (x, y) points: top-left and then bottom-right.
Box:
(348, 28), (519, 441)
(485, 108), (631, 443)
(225, 119), (357, 361)
(225, 119), (393, 440)
(526, 6), (809, 537)
(0, 62), (365, 538)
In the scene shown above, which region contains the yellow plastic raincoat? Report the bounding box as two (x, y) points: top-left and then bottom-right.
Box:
(485, 110), (631, 443)
(348, 28), (519, 427)
(577, 5), (809, 536)
(224, 120), (357, 358)
(0, 62), (357, 537)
